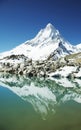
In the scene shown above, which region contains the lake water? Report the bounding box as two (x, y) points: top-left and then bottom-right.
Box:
(0, 73), (81, 130)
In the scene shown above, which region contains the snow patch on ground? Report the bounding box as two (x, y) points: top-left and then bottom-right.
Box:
(74, 68), (81, 78)
(49, 66), (77, 77)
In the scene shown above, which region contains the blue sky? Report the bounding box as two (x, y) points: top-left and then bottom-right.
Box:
(0, 0), (81, 52)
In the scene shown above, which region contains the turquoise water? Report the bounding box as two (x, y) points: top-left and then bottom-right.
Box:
(0, 74), (81, 130)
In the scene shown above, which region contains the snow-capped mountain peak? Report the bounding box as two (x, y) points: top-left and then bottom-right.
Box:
(0, 23), (80, 61)
(45, 23), (60, 36)
(28, 23), (60, 44)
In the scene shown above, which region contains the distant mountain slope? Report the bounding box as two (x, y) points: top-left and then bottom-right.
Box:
(0, 23), (79, 61)
(76, 43), (81, 50)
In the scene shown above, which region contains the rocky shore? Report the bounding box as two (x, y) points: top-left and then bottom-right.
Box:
(0, 53), (81, 79)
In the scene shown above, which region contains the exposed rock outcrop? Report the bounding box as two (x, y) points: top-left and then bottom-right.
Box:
(0, 52), (81, 79)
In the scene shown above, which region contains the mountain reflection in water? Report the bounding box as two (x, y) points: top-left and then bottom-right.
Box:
(0, 73), (81, 120)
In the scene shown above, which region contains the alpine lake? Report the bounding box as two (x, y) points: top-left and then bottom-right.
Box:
(0, 73), (81, 130)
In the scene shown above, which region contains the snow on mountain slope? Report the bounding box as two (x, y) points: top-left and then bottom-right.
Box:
(76, 43), (81, 50)
(0, 23), (79, 60)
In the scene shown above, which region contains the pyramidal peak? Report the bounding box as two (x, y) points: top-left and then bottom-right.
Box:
(45, 23), (57, 32)
(30, 23), (60, 43)
(45, 23), (54, 30)
(0, 23), (80, 61)
(45, 23), (59, 34)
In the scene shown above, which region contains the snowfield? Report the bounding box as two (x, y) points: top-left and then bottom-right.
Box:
(49, 66), (78, 78)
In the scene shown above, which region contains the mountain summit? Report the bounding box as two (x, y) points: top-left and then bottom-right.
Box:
(35, 23), (60, 40)
(25, 23), (60, 46)
(0, 23), (80, 60)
